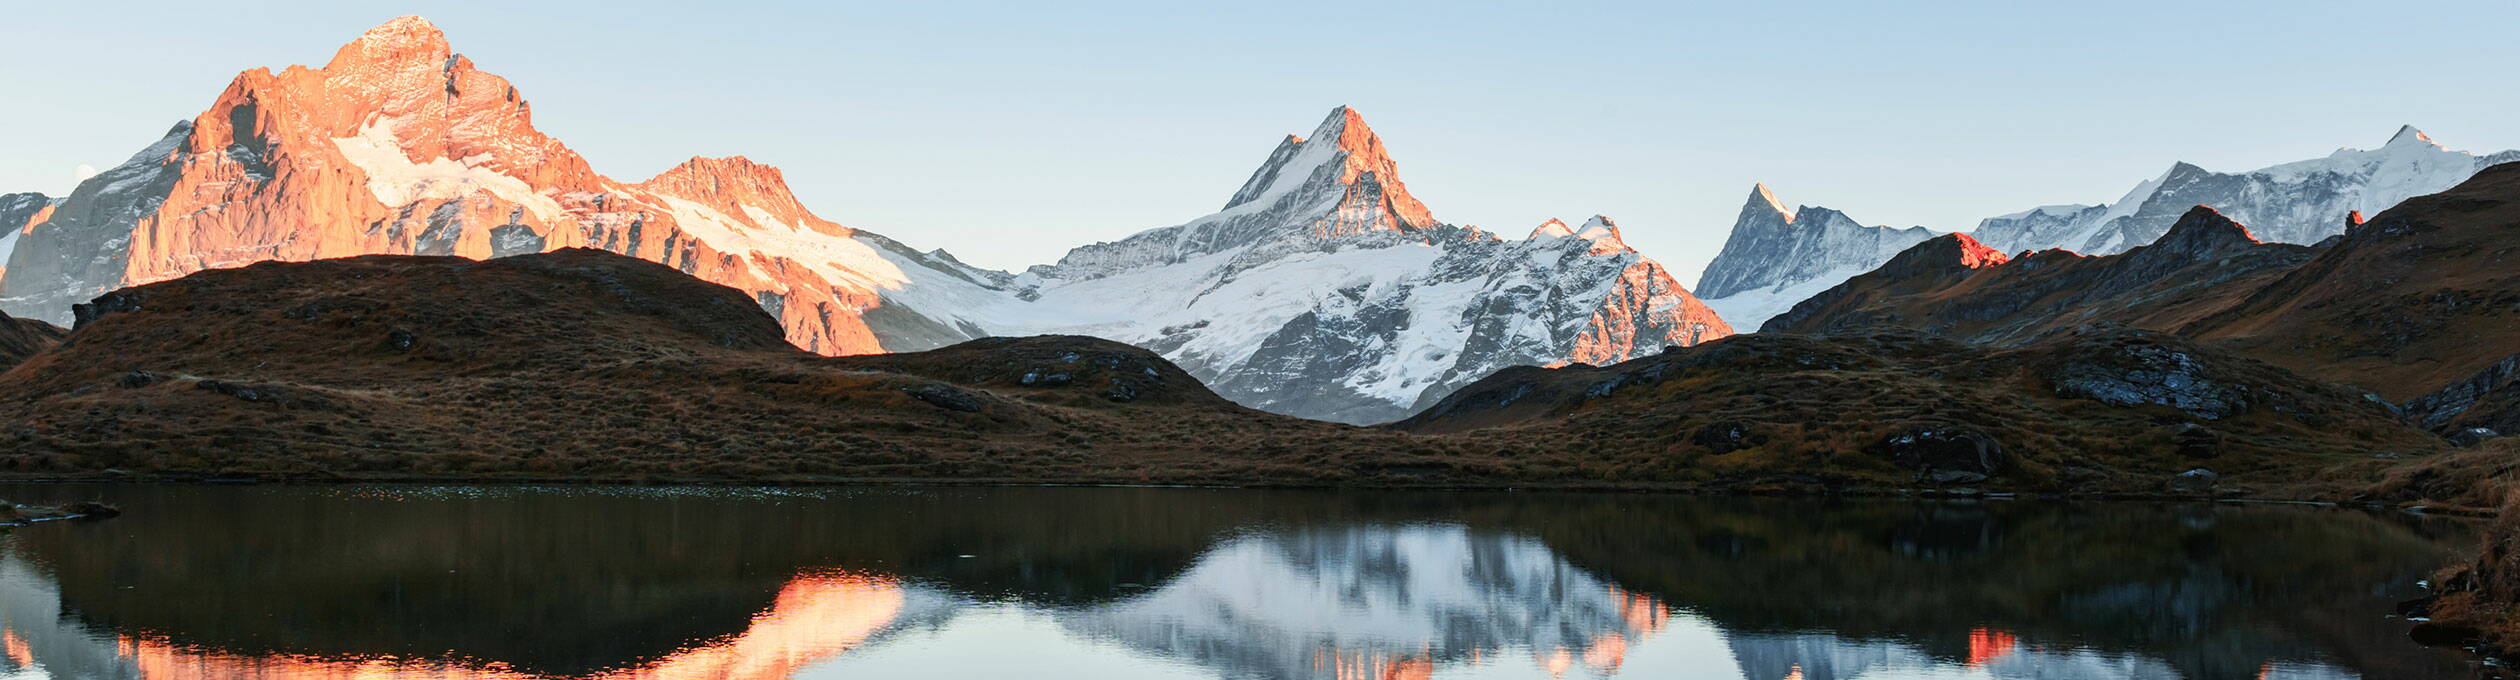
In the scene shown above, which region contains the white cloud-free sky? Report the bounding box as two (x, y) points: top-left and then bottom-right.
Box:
(4, 0), (2516, 285)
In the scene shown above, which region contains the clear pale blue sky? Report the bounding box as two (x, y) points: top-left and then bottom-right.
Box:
(4, 0), (2516, 283)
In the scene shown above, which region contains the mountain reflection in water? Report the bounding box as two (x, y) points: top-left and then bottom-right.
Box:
(0, 485), (2482, 679)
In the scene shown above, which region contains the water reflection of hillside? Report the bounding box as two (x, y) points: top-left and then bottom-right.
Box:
(0, 486), (2481, 679)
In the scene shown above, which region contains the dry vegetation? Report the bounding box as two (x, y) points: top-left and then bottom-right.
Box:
(0, 247), (2471, 499)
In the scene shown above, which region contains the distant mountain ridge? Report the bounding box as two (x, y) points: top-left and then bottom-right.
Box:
(1697, 127), (2520, 329)
(1766, 163), (2520, 447)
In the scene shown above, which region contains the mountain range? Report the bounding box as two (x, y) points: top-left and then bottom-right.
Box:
(1698, 126), (2520, 329)
(0, 16), (1728, 424)
(1765, 163), (2520, 443)
(3, 14), (2515, 444)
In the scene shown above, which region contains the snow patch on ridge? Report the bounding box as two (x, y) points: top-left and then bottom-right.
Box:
(331, 117), (562, 221)
(1706, 266), (1866, 331)
(655, 196), (911, 302)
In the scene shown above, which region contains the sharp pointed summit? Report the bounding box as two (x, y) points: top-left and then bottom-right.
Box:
(2387, 124), (2434, 148)
(1745, 183), (1794, 222)
(1214, 106), (1432, 236)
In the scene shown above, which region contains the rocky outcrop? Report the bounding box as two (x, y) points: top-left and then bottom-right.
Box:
(2043, 329), (2252, 420)
(2400, 354), (2520, 443)
(1867, 426), (2005, 485)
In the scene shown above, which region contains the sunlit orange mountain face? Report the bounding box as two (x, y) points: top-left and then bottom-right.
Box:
(0, 16), (1730, 424)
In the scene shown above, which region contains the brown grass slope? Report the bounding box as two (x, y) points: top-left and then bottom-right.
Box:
(0, 248), (1410, 482)
(1765, 206), (2316, 347)
(2182, 162), (2520, 401)
(1396, 325), (2441, 494)
(0, 310), (66, 371)
(0, 246), (2464, 496)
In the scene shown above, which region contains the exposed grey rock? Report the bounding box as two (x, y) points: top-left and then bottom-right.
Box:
(70, 291), (142, 329)
(2401, 353), (2520, 434)
(2049, 339), (2248, 420)
(1868, 425), (2004, 482)
(2448, 428), (2500, 448)
(902, 384), (982, 412)
(2168, 468), (2219, 494)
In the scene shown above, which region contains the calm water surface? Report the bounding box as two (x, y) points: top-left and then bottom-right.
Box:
(0, 485), (2483, 679)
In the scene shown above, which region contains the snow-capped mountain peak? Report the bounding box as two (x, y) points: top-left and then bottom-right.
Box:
(2385, 124), (2433, 148)
(1526, 218), (1574, 239)
(1694, 184), (1937, 328)
(1746, 182), (1794, 222)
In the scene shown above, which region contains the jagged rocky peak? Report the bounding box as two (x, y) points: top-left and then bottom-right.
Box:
(325, 15), (451, 71)
(1743, 183), (1794, 223)
(1694, 183), (1939, 329)
(2386, 124), (2433, 148)
(1528, 215), (1628, 247)
(1220, 105), (1434, 233)
(636, 156), (846, 235)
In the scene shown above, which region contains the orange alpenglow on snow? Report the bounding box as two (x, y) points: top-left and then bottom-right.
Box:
(0, 16), (912, 354)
